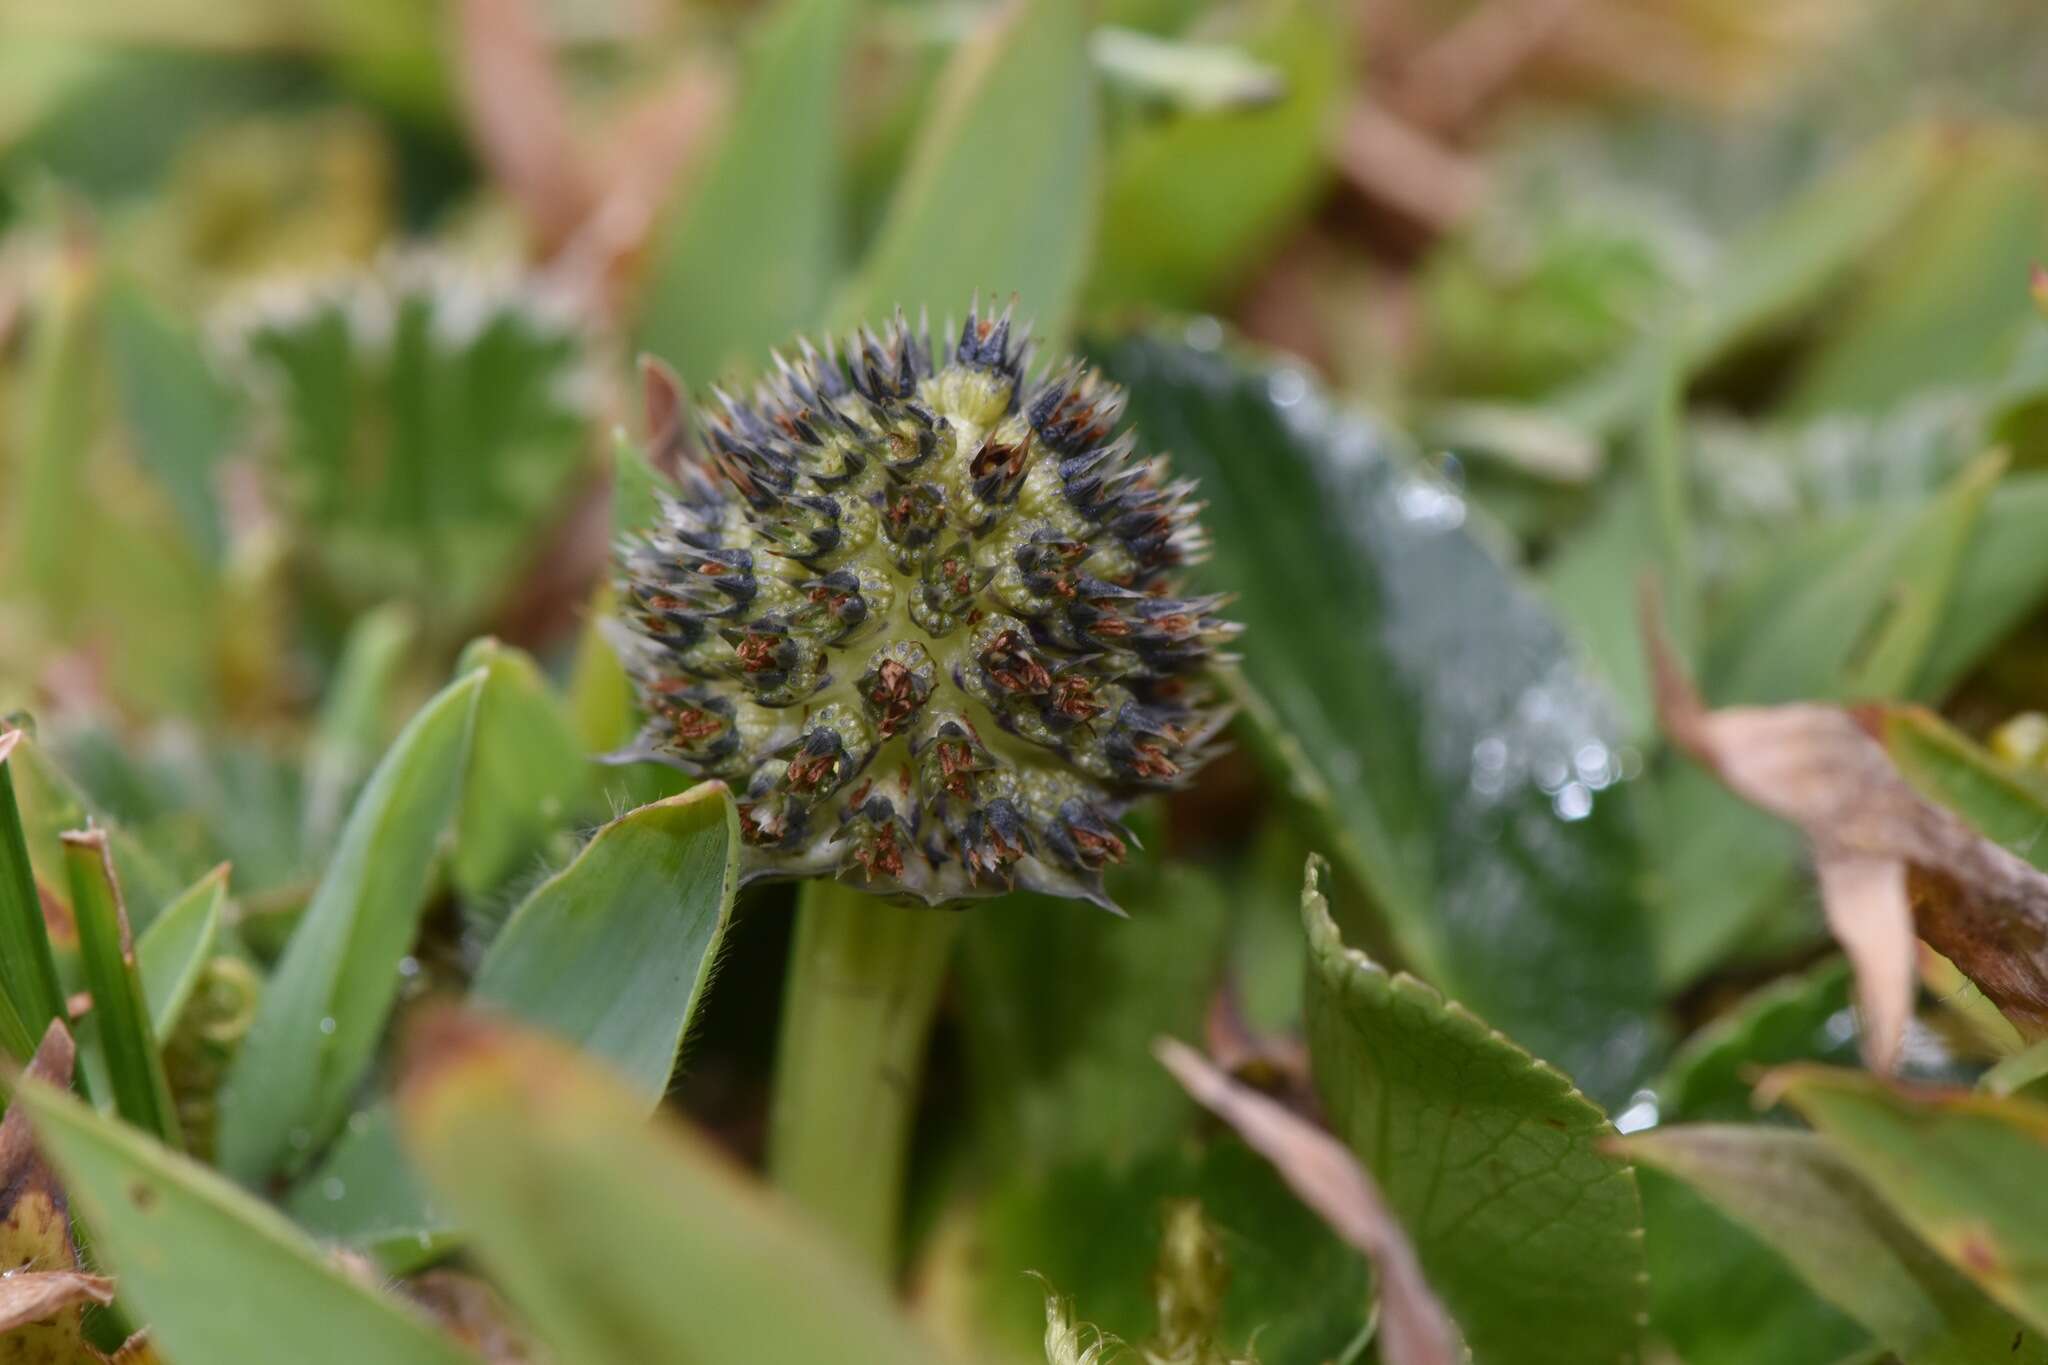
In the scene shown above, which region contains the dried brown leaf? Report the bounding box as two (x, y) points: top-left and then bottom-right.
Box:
(1153, 1038), (1462, 1365)
(0, 1020), (117, 1364)
(1814, 855), (1915, 1074)
(1646, 594), (2048, 1060)
(0, 1272), (114, 1335)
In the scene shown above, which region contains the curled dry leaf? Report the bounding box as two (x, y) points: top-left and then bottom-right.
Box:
(1646, 594), (2048, 1071)
(1153, 1037), (1462, 1365)
(0, 1272), (114, 1336)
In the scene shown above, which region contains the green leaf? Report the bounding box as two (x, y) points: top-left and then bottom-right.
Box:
(1772, 1066), (2048, 1338)
(1541, 341), (1691, 740)
(1098, 333), (1660, 1099)
(216, 668), (486, 1186)
(1788, 130), (2048, 418)
(1877, 706), (2048, 872)
(1656, 453), (2011, 987)
(638, 0), (857, 384)
(1084, 6), (1342, 312)
(13, 1077), (478, 1365)
(473, 782), (739, 1094)
(1639, 1170), (1872, 1365)
(955, 858), (1224, 1169)
(1636, 961), (1870, 1365)
(137, 863), (228, 1040)
(6, 245), (99, 625)
(62, 830), (180, 1148)
(1653, 959), (1857, 1125)
(102, 280), (233, 566)
(837, 0), (1098, 347)
(238, 269), (592, 633)
(395, 1010), (957, 1365)
(1918, 473), (2048, 697)
(567, 587), (639, 756)
(1984, 1038), (2048, 1103)
(1552, 124), (1941, 436)
(290, 784), (741, 1264)
(1685, 125), (1942, 374)
(303, 603), (418, 854)
(970, 1141), (1371, 1364)
(0, 727), (62, 1060)
(1622, 1125), (2046, 1365)
(1301, 856), (1646, 1365)
(450, 639), (595, 900)
(3, 725), (185, 933)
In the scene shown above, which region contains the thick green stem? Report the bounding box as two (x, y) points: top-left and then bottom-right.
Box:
(767, 878), (962, 1274)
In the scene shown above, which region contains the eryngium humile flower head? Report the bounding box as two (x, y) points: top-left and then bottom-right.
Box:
(616, 301), (1236, 909)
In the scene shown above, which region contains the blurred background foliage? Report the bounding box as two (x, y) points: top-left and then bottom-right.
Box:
(7, 0), (2048, 1361)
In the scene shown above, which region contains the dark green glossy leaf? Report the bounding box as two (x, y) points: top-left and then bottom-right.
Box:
(1302, 856), (1646, 1365)
(15, 1077), (477, 1365)
(395, 1011), (954, 1365)
(216, 668), (486, 1185)
(838, 0), (1097, 346)
(1623, 1125), (2045, 1365)
(1098, 333), (1660, 1098)
(639, 0), (857, 385)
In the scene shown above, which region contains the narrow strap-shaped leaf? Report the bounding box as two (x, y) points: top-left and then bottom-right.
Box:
(0, 728), (56, 1061)
(14, 1078), (479, 1365)
(837, 0), (1098, 347)
(638, 0), (857, 384)
(289, 784), (742, 1266)
(137, 863), (229, 1040)
(449, 638), (594, 899)
(62, 830), (181, 1149)
(216, 668), (487, 1185)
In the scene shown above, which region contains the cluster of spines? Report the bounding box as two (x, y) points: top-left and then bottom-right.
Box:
(620, 301), (1233, 906)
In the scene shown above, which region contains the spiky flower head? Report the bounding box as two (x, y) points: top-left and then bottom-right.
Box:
(616, 302), (1235, 908)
